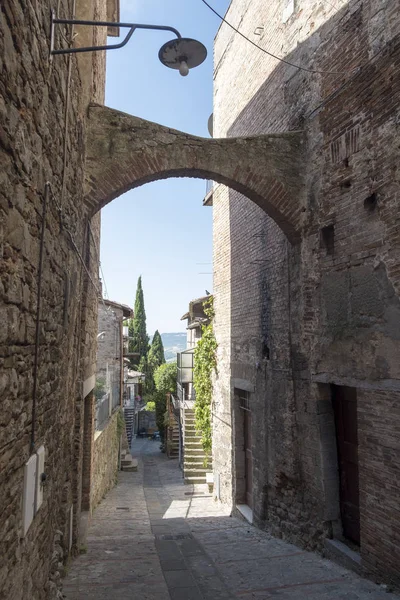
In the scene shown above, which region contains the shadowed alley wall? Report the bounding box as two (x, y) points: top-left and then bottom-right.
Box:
(211, 0), (400, 587)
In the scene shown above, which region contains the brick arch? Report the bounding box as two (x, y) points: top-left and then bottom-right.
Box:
(85, 104), (306, 243)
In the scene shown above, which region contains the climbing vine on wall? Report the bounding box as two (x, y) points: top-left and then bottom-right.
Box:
(193, 298), (217, 462)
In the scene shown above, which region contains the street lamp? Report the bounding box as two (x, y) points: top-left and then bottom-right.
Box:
(50, 11), (207, 76)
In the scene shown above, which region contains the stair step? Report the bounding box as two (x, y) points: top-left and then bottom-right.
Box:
(183, 462), (212, 473)
(184, 476), (207, 484)
(121, 457), (138, 472)
(185, 454), (205, 459)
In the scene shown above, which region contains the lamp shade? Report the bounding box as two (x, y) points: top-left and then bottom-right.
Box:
(159, 38), (207, 71)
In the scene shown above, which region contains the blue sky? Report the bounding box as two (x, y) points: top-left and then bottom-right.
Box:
(100, 0), (230, 334)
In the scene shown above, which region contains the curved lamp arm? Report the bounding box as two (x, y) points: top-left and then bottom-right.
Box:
(50, 10), (182, 56)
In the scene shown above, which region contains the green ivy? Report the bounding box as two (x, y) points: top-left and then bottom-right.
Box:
(193, 297), (217, 464)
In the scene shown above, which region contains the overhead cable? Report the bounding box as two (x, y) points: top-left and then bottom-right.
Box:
(200, 0), (352, 75)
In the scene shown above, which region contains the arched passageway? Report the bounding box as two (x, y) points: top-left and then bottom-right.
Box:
(84, 105), (306, 243)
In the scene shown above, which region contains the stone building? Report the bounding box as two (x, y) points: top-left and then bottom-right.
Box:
(95, 297), (131, 428)
(210, 0), (400, 588)
(0, 0), (118, 597)
(181, 294), (211, 349)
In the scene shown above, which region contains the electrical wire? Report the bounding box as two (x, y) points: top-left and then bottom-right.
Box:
(200, 0), (353, 75)
(88, 220), (110, 300)
(67, 227), (121, 334)
(46, 182), (120, 333)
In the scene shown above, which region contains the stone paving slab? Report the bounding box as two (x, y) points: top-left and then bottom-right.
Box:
(63, 438), (399, 600)
(63, 582), (169, 600)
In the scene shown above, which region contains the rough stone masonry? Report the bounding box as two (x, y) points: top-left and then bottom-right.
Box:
(0, 0), (109, 597)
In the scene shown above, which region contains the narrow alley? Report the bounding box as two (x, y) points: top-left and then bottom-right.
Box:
(63, 441), (397, 600)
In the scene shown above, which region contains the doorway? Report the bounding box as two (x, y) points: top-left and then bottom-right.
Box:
(239, 391), (253, 509)
(331, 385), (360, 545)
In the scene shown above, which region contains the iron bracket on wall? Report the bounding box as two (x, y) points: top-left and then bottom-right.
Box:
(49, 9), (181, 56)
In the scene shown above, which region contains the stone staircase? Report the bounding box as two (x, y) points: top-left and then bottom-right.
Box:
(123, 406), (134, 446)
(183, 409), (211, 484)
(120, 425), (138, 472)
(167, 417), (180, 459)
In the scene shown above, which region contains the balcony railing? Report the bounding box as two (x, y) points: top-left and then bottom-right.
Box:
(95, 394), (110, 432)
(177, 382), (195, 409)
(95, 381), (120, 432)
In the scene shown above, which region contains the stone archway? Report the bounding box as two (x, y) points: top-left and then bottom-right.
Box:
(84, 104), (306, 243)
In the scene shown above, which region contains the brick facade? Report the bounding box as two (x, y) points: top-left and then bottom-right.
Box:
(211, 0), (400, 587)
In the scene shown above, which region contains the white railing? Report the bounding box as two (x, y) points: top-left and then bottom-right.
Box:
(171, 394), (180, 411)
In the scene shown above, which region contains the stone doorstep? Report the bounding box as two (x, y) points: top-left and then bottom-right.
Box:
(121, 453), (138, 472)
(236, 504), (253, 524)
(324, 538), (363, 576)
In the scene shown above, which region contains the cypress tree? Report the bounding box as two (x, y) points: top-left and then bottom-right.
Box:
(148, 330), (166, 369)
(138, 355), (155, 397)
(129, 276), (149, 369)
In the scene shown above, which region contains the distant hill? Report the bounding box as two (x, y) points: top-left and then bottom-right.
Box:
(161, 332), (187, 362)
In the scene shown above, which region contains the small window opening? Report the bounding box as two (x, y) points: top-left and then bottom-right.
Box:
(343, 157), (349, 168)
(321, 225), (335, 256)
(262, 342), (270, 360)
(364, 193), (377, 211)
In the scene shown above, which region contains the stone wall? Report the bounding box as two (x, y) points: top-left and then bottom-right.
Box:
(212, 0), (400, 586)
(97, 299), (126, 406)
(0, 0), (108, 597)
(91, 409), (120, 510)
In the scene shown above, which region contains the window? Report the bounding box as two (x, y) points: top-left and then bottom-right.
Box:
(239, 391), (250, 412)
(320, 224), (335, 256)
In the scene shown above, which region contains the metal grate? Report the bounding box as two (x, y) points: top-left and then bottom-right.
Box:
(239, 391), (250, 411)
(155, 533), (193, 541)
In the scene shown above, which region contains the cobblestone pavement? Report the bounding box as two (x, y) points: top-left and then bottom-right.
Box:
(63, 438), (397, 600)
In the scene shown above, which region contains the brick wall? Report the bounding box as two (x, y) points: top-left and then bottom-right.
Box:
(212, 0), (400, 586)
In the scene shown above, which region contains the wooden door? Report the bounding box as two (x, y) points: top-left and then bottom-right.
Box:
(244, 410), (253, 509)
(332, 385), (360, 545)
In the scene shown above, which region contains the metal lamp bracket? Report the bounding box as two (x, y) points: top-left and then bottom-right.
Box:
(49, 9), (181, 57)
